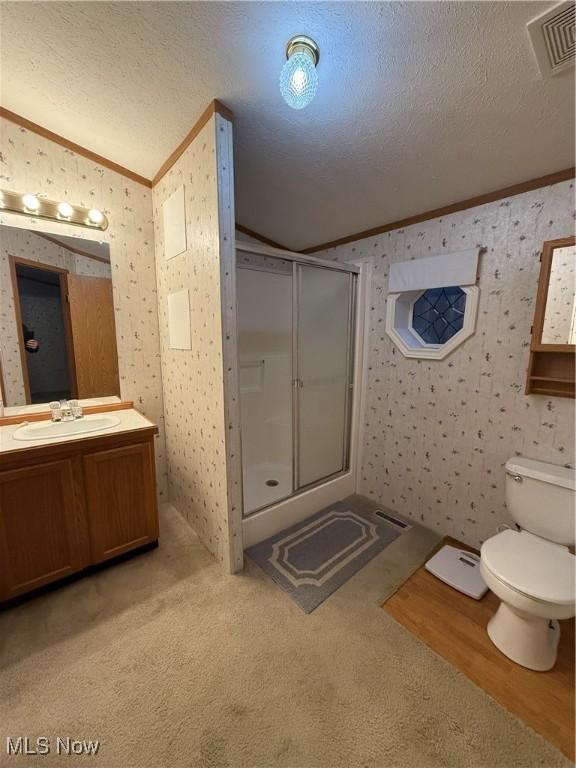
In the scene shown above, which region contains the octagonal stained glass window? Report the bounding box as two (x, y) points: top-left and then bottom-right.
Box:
(412, 286), (467, 345)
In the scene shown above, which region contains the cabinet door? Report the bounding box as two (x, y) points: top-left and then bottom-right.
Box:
(83, 441), (158, 564)
(0, 459), (88, 601)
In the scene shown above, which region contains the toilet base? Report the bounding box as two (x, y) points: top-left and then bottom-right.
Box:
(487, 602), (560, 671)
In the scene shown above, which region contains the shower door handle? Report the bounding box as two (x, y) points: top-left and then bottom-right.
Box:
(292, 379), (304, 388)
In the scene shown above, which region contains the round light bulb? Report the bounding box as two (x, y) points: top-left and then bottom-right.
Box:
(280, 49), (318, 110)
(88, 208), (104, 225)
(22, 194), (40, 212)
(57, 201), (74, 218)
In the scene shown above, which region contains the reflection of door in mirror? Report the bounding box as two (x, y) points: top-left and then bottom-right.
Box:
(66, 273), (120, 398)
(541, 244), (576, 345)
(12, 259), (77, 404)
(0, 225), (119, 407)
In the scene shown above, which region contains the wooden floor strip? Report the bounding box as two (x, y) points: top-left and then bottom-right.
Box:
(383, 537), (575, 761)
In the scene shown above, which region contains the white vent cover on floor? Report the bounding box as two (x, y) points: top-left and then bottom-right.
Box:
(527, 1), (575, 78)
(425, 545), (488, 600)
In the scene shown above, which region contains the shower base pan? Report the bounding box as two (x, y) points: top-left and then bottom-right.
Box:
(243, 462), (292, 515)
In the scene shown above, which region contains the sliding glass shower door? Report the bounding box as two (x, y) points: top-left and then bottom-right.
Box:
(237, 251), (356, 516)
(294, 264), (354, 489)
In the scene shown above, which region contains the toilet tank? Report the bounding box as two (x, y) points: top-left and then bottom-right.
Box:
(505, 457), (576, 545)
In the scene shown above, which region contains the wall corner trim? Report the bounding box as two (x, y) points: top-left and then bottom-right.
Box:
(0, 106), (153, 188)
(300, 167), (576, 254)
(151, 100), (234, 187)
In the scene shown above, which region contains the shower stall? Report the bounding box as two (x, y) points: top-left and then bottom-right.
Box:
(236, 242), (363, 546)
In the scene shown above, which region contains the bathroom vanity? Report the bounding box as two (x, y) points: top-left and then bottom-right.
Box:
(0, 407), (159, 605)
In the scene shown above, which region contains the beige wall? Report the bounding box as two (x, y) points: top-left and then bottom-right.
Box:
(1, 227), (111, 404)
(0, 117), (167, 497)
(315, 179), (575, 548)
(152, 113), (243, 573)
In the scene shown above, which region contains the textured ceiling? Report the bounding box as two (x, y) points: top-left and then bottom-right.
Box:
(1, 2), (574, 250)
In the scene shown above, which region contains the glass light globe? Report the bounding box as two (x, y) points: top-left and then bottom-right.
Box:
(57, 201), (74, 218)
(280, 51), (318, 110)
(22, 193), (40, 212)
(88, 208), (104, 225)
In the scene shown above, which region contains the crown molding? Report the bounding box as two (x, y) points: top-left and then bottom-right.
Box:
(3, 102), (571, 255)
(300, 167), (576, 254)
(235, 223), (289, 251)
(0, 106), (152, 188)
(35, 232), (110, 264)
(0, 99), (235, 191)
(151, 100), (233, 186)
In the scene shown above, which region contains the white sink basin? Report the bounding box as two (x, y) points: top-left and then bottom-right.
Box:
(13, 414), (121, 442)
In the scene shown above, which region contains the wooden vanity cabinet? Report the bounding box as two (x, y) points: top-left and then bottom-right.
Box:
(0, 427), (158, 604)
(0, 458), (89, 600)
(83, 441), (158, 564)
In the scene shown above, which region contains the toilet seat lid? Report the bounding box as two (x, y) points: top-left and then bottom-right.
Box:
(481, 530), (575, 605)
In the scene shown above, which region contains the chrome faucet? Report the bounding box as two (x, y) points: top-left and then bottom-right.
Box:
(60, 399), (75, 421)
(49, 401), (62, 422)
(49, 399), (83, 421)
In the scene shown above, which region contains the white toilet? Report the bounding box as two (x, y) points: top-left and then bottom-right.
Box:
(480, 457), (575, 671)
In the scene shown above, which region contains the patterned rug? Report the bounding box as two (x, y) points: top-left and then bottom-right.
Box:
(246, 500), (401, 613)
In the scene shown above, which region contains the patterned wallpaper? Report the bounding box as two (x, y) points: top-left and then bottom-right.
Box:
(152, 114), (243, 573)
(0, 117), (167, 496)
(316, 179), (575, 548)
(1, 227), (111, 404)
(541, 244), (576, 344)
(2, 117), (572, 560)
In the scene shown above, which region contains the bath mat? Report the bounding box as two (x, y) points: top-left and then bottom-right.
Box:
(246, 500), (401, 613)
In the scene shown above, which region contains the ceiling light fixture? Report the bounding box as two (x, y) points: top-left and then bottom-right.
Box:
(280, 35), (319, 110)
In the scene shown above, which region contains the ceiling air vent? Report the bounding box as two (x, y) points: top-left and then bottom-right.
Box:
(527, 1), (575, 78)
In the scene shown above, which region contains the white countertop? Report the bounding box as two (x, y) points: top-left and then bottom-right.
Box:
(0, 408), (156, 455)
(2, 396), (121, 418)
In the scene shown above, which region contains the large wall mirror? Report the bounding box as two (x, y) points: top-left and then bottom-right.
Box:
(0, 224), (120, 408)
(526, 236), (575, 398)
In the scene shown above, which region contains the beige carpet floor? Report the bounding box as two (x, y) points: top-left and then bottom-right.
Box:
(0, 503), (571, 768)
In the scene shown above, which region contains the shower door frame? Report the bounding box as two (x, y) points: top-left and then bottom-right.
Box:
(291, 261), (357, 494)
(236, 241), (368, 548)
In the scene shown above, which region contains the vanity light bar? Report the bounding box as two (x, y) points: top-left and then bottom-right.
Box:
(0, 189), (109, 231)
